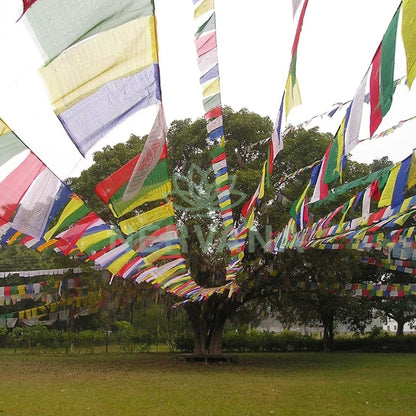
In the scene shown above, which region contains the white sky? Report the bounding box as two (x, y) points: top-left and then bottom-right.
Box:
(0, 0), (415, 181)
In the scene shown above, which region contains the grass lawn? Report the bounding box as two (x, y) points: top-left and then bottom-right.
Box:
(0, 351), (415, 416)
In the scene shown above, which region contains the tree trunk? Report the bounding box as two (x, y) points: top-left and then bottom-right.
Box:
(322, 316), (334, 352)
(187, 302), (208, 355)
(185, 295), (236, 356)
(396, 320), (405, 337)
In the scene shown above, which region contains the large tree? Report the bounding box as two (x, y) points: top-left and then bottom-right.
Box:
(68, 108), (394, 354)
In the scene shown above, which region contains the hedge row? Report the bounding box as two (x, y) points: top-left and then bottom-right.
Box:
(172, 331), (322, 353)
(1, 326), (416, 353)
(0, 325), (157, 352)
(172, 330), (416, 353)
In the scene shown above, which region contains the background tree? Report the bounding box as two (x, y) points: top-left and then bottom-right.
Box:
(371, 270), (416, 336)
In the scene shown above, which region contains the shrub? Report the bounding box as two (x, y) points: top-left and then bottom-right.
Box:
(172, 331), (194, 353)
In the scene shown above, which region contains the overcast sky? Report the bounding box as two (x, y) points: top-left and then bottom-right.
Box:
(0, 0), (414, 180)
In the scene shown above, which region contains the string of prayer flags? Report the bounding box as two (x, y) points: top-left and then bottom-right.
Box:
(269, 158), (416, 255)
(358, 114), (416, 144)
(192, 0), (222, 140)
(279, 280), (416, 298)
(192, 0), (235, 242)
(21, 0), (161, 156)
(369, 6), (400, 136)
(210, 141), (234, 234)
(401, 0), (416, 89)
(0, 123), (238, 303)
(284, 0), (309, 117)
(311, 164), (392, 208)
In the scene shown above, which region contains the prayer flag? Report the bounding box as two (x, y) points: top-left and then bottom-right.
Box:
(22, 0), (155, 62)
(268, 93), (284, 174)
(402, 0), (416, 88)
(11, 169), (62, 239)
(344, 72), (368, 154)
(284, 60), (302, 116)
(323, 116), (346, 184)
(378, 155), (412, 208)
(195, 12), (216, 39)
(370, 8), (400, 136)
(0, 121), (27, 167)
(119, 202), (174, 235)
(43, 195), (90, 241)
(310, 143), (330, 203)
(195, 32), (217, 57)
(54, 212), (100, 255)
(40, 15), (160, 155)
(122, 103), (167, 203)
(194, 0), (214, 18)
(292, 0), (302, 17)
(407, 151), (416, 189)
(0, 152), (45, 223)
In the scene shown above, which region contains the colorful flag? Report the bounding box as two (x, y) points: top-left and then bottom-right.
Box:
(268, 93), (284, 174)
(43, 194), (90, 241)
(310, 143), (331, 203)
(401, 0), (416, 89)
(344, 72), (368, 154)
(0, 152), (45, 223)
(370, 8), (400, 136)
(54, 212), (100, 255)
(119, 202), (174, 235)
(378, 156), (412, 207)
(21, 0), (155, 62)
(95, 143), (169, 216)
(0, 120), (27, 166)
(122, 103), (168, 203)
(194, 0), (214, 18)
(11, 169), (62, 239)
(323, 116), (346, 184)
(379, 155), (412, 208)
(38, 12), (160, 155)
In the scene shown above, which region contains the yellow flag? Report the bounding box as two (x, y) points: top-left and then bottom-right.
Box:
(402, 0), (416, 88)
(120, 202), (174, 235)
(284, 73), (301, 118)
(107, 251), (136, 275)
(378, 163), (400, 207)
(41, 16), (158, 114)
(194, 0), (214, 18)
(143, 244), (181, 265)
(258, 161), (267, 199)
(76, 229), (119, 252)
(203, 78), (220, 98)
(407, 152), (416, 189)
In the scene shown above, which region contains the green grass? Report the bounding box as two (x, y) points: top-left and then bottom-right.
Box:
(0, 352), (415, 416)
